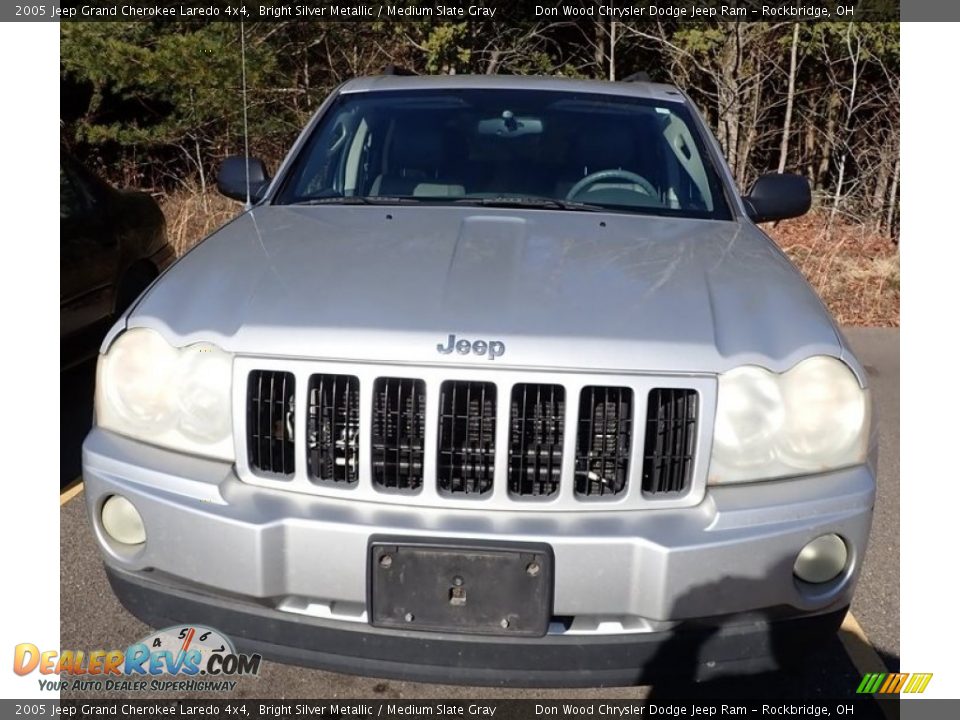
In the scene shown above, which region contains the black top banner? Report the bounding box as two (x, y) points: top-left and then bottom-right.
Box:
(20, 0), (902, 22)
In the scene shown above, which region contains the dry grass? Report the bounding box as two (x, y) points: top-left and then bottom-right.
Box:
(160, 185), (240, 257)
(767, 214), (899, 327)
(160, 187), (900, 328)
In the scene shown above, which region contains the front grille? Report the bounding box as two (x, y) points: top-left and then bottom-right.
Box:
(307, 374), (360, 485)
(575, 386), (633, 498)
(241, 362), (705, 508)
(509, 384), (565, 497)
(372, 377), (426, 492)
(642, 388), (698, 495)
(437, 380), (497, 496)
(246, 371), (296, 477)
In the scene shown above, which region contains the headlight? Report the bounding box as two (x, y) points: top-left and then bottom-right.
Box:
(709, 356), (868, 484)
(96, 328), (234, 461)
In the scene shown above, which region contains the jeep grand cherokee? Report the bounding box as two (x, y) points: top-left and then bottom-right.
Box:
(83, 74), (875, 686)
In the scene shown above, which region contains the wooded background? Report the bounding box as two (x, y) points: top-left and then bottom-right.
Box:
(60, 20), (900, 324)
(60, 20), (899, 235)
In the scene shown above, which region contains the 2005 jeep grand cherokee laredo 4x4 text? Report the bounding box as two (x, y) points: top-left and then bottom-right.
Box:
(83, 74), (875, 687)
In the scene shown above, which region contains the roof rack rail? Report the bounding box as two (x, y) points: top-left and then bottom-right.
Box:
(381, 64), (417, 76)
(622, 71), (652, 83)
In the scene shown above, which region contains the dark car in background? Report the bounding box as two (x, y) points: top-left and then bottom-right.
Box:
(60, 148), (173, 369)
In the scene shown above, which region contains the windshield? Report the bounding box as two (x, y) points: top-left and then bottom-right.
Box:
(274, 88), (732, 220)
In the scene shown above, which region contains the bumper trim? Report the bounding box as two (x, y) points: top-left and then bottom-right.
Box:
(107, 566), (846, 687)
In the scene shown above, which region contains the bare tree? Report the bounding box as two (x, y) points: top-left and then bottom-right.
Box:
(778, 23), (800, 173)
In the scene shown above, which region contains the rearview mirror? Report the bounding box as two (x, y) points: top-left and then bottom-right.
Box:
(742, 173), (811, 223)
(217, 156), (270, 203)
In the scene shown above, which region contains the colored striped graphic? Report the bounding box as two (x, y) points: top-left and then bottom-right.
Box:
(857, 672), (933, 694)
(903, 673), (934, 693)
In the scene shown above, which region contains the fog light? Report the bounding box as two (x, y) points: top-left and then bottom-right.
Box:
(101, 495), (146, 545)
(794, 534), (847, 584)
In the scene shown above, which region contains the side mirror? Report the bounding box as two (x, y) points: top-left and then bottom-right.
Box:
(217, 156), (270, 203)
(742, 173), (811, 223)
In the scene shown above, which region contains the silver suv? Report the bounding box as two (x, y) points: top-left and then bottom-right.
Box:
(84, 74), (875, 686)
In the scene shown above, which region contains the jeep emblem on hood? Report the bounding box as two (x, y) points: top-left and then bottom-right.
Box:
(437, 334), (505, 361)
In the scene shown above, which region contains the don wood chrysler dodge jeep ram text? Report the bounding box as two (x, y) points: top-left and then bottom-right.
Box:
(83, 74), (875, 686)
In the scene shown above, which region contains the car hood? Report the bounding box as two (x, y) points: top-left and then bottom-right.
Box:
(126, 205), (842, 375)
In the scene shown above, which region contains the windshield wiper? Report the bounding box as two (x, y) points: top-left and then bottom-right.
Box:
(290, 195), (605, 212)
(290, 195), (425, 206)
(452, 196), (603, 212)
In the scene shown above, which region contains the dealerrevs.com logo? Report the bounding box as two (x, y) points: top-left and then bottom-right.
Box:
(14, 625), (261, 693)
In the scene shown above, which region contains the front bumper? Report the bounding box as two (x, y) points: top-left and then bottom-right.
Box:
(107, 565), (848, 686)
(83, 428), (875, 685)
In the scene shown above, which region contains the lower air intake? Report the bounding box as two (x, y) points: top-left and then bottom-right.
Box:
(437, 380), (497, 496)
(307, 374), (360, 485)
(575, 386), (633, 498)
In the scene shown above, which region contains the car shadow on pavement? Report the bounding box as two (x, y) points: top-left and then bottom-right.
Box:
(640, 575), (892, 718)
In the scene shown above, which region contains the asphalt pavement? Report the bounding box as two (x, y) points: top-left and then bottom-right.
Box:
(59, 327), (898, 700)
(843, 328), (900, 669)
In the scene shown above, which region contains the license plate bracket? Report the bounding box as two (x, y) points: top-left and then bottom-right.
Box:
(368, 538), (553, 637)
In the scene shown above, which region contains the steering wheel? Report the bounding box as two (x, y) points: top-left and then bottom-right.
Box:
(566, 169), (658, 201)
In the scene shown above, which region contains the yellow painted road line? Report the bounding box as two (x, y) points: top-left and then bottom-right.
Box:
(839, 611), (888, 675)
(839, 612), (897, 719)
(60, 479), (84, 506)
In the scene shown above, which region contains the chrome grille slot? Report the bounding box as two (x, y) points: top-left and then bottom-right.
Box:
(642, 388), (698, 496)
(307, 374), (360, 485)
(508, 383), (565, 498)
(246, 370), (295, 478)
(575, 386), (633, 498)
(437, 380), (497, 496)
(372, 377), (426, 492)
